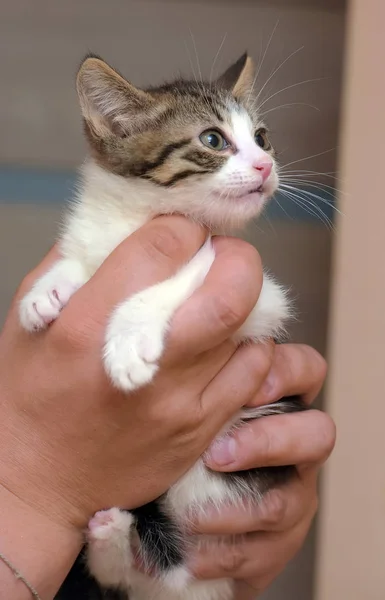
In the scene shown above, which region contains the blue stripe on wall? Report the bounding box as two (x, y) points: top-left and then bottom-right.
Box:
(0, 166), (335, 222)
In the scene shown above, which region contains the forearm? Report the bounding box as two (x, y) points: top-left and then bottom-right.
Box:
(0, 485), (82, 599)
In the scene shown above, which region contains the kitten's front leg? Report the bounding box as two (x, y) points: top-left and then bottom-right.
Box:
(104, 239), (215, 392)
(19, 258), (88, 332)
(233, 273), (291, 343)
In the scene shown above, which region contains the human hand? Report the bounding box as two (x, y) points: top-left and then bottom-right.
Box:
(189, 343), (335, 598)
(0, 216), (275, 534)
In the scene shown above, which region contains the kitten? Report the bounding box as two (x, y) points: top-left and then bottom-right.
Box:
(21, 53), (305, 600)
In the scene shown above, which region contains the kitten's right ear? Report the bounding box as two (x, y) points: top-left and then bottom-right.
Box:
(76, 54), (155, 138)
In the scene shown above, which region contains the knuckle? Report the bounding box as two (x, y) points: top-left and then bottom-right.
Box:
(142, 225), (187, 264)
(214, 291), (249, 332)
(259, 488), (287, 527)
(217, 540), (247, 574)
(166, 398), (205, 440)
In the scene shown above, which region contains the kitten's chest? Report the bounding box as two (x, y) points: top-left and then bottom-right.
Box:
(62, 205), (149, 275)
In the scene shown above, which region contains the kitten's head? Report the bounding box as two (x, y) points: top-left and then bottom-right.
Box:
(76, 53), (279, 229)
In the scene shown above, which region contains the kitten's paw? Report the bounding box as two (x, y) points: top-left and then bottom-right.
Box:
(88, 508), (134, 545)
(19, 281), (76, 332)
(104, 320), (164, 393)
(19, 259), (87, 333)
(87, 508), (134, 587)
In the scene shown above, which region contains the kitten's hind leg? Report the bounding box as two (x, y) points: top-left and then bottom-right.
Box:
(19, 258), (87, 332)
(87, 508), (134, 589)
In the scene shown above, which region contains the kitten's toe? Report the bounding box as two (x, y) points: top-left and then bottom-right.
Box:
(19, 279), (80, 332)
(104, 325), (164, 393)
(88, 508), (134, 544)
(19, 289), (63, 331)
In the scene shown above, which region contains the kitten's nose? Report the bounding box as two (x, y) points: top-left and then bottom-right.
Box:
(253, 160), (273, 182)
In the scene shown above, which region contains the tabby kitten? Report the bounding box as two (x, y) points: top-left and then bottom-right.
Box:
(20, 53), (305, 600)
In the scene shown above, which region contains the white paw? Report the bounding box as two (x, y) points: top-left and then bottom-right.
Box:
(104, 319), (165, 393)
(19, 259), (87, 333)
(19, 280), (77, 332)
(88, 508), (133, 545)
(87, 508), (134, 587)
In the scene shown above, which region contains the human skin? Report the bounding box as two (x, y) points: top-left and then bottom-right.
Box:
(0, 215), (334, 599)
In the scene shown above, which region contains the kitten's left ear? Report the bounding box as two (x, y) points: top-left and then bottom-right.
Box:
(217, 53), (256, 100)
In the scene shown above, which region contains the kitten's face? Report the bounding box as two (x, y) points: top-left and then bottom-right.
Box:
(77, 54), (278, 229)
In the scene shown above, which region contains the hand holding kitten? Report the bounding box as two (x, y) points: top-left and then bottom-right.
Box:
(0, 215), (274, 599)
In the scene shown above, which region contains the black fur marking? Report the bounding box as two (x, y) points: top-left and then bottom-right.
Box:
(131, 501), (185, 571)
(132, 138), (191, 177)
(159, 168), (210, 187)
(183, 149), (225, 170)
(55, 551), (128, 600)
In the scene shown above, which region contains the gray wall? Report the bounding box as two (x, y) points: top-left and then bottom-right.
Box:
(0, 1), (346, 598)
(0, 0), (345, 172)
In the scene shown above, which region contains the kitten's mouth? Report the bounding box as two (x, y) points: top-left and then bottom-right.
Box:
(247, 186), (263, 195)
(214, 186), (265, 201)
(235, 185), (265, 199)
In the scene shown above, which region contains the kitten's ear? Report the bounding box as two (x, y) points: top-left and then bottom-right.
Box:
(217, 53), (256, 100)
(76, 55), (155, 137)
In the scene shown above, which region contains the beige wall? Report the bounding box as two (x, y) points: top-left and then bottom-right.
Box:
(315, 1), (385, 598)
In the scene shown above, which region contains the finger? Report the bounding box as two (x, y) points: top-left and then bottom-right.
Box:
(205, 409), (336, 470)
(191, 470), (318, 535)
(248, 343), (327, 407)
(166, 236), (263, 360)
(57, 216), (206, 337)
(200, 340), (274, 420)
(190, 507), (315, 581)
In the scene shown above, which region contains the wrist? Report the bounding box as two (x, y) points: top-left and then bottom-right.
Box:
(0, 484), (82, 599)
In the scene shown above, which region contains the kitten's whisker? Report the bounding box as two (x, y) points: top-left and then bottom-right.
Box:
(279, 148), (336, 171)
(273, 194), (293, 220)
(189, 30), (203, 85)
(209, 33), (227, 84)
(259, 212), (277, 236)
(260, 101), (320, 116)
(280, 183), (342, 215)
(280, 188), (335, 229)
(184, 40), (199, 85)
(254, 46), (305, 108)
(280, 178), (339, 195)
(254, 77), (328, 112)
(247, 19), (280, 104)
(280, 189), (333, 228)
(189, 30), (214, 114)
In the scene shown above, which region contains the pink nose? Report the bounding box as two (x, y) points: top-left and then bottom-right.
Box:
(253, 160), (273, 182)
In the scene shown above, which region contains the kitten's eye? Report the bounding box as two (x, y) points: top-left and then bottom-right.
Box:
(199, 129), (229, 151)
(255, 129), (270, 150)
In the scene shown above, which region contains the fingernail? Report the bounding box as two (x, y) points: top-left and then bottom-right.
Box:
(206, 436), (237, 466)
